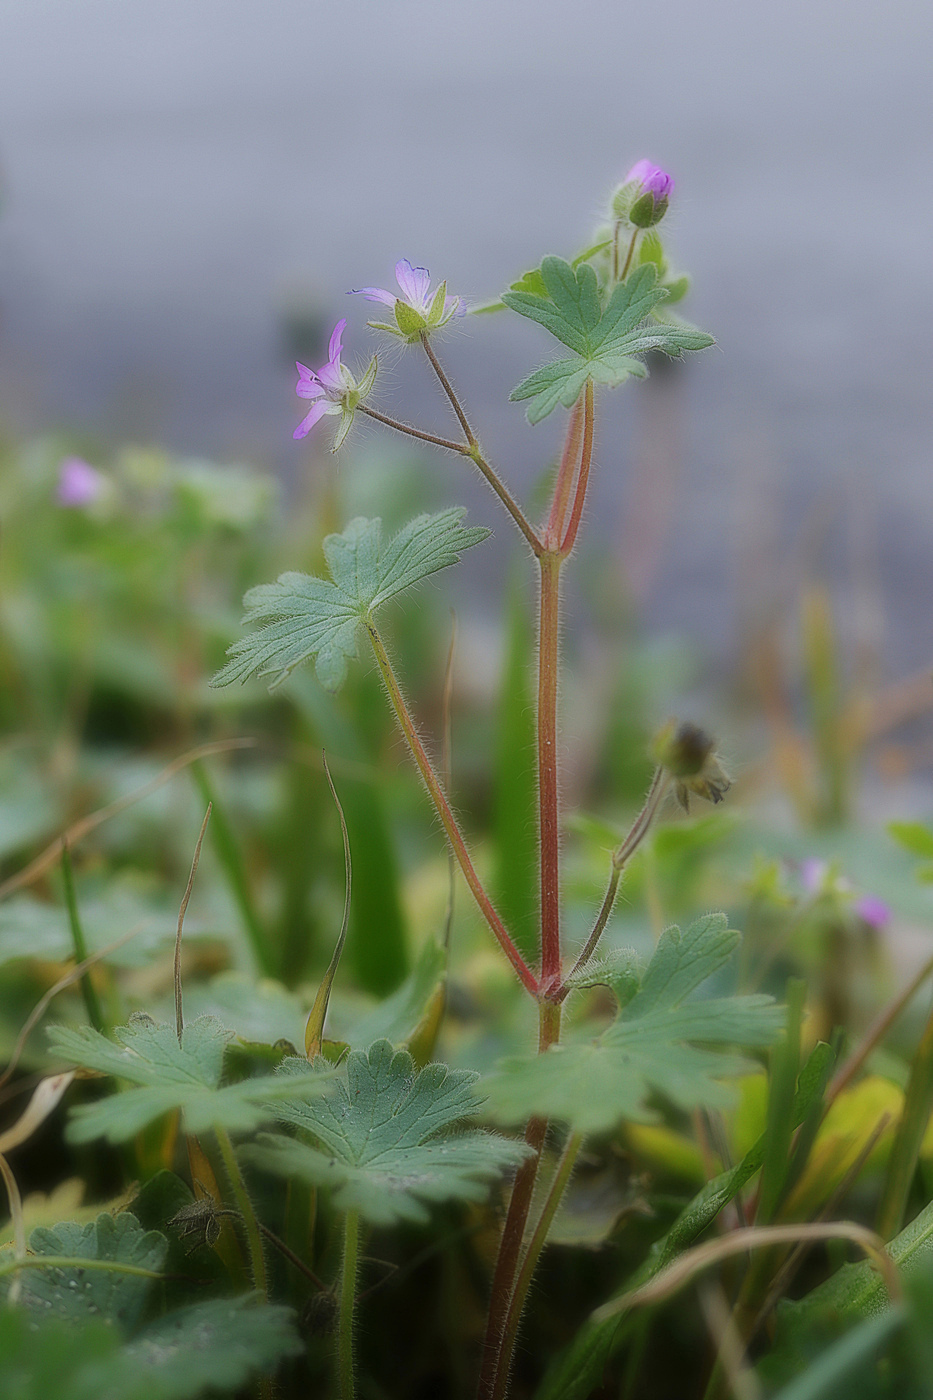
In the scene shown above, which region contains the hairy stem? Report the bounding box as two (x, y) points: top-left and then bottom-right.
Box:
(477, 1000), (561, 1400)
(620, 226), (640, 281)
(538, 551), (563, 991)
(561, 768), (669, 992)
(491, 1130), (583, 1400)
(356, 403), (469, 454)
(544, 395), (584, 545)
(214, 1125), (267, 1299)
(560, 379), (595, 556)
(367, 622), (538, 996)
(338, 1209), (361, 1400)
(420, 331), (476, 444)
(383, 336), (545, 552)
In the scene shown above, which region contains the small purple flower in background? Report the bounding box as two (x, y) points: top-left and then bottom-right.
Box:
(799, 858), (829, 894)
(351, 259), (463, 341)
(57, 456), (104, 507)
(853, 894), (891, 930)
(293, 318), (376, 451)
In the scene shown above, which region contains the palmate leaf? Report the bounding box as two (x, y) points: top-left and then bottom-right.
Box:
(502, 259), (714, 423)
(212, 509), (490, 692)
(241, 1039), (530, 1226)
(47, 1015), (335, 1141)
(0, 1212), (166, 1329)
(483, 914), (783, 1135)
(0, 1296), (301, 1400)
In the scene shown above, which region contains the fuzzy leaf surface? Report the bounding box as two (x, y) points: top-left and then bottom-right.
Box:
(484, 914), (782, 1134)
(0, 1297), (301, 1400)
(242, 1039), (529, 1225)
(503, 259), (714, 422)
(0, 1213), (166, 1330)
(212, 509), (489, 691)
(47, 1015), (335, 1141)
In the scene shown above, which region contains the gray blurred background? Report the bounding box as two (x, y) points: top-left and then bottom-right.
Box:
(1, 0), (931, 676)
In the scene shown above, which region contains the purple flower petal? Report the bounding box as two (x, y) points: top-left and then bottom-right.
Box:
(350, 286), (397, 307)
(799, 858), (828, 893)
(315, 362), (344, 392)
(327, 318), (347, 364)
(395, 259), (431, 309)
(293, 399), (331, 440)
(295, 364), (325, 401)
(624, 159), (673, 200)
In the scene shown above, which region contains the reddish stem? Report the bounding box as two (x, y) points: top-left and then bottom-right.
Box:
(367, 622), (538, 997)
(537, 551), (562, 991)
(544, 395), (584, 546)
(477, 1000), (561, 1400)
(560, 379), (595, 556)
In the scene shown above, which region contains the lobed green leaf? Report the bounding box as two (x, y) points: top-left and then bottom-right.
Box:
(484, 914), (782, 1134)
(48, 1015), (335, 1141)
(212, 509), (489, 692)
(242, 1039), (530, 1225)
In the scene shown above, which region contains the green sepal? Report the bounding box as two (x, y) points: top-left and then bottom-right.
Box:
(366, 319), (407, 337)
(427, 280), (448, 325)
(394, 300), (427, 337)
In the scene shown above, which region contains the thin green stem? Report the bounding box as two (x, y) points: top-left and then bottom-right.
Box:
(560, 768), (669, 994)
(491, 1131), (583, 1400)
(338, 1209), (361, 1400)
(60, 841), (105, 1033)
(214, 1124), (267, 1299)
(477, 1000), (561, 1400)
(612, 219), (623, 281)
(620, 226), (639, 280)
(367, 622), (538, 996)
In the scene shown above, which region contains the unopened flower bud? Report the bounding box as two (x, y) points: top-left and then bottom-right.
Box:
(652, 720), (731, 813)
(615, 159), (674, 229)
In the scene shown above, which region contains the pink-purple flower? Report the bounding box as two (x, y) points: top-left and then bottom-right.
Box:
(293, 318), (376, 450)
(57, 456), (104, 507)
(617, 159), (674, 230)
(853, 894), (891, 930)
(351, 259), (463, 341)
(625, 160), (674, 202)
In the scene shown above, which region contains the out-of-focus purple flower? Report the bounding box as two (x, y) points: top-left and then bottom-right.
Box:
(800, 858), (829, 894)
(854, 894), (891, 929)
(57, 456), (104, 507)
(350, 259), (463, 340)
(293, 318), (376, 450)
(625, 159), (674, 202)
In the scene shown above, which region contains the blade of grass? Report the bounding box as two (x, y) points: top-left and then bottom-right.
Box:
(305, 754), (352, 1058)
(174, 805), (212, 1044)
(190, 760), (272, 978)
(60, 840), (105, 1033)
(877, 992), (933, 1239)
